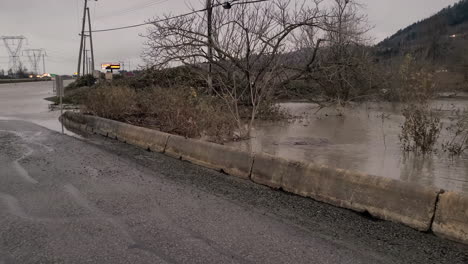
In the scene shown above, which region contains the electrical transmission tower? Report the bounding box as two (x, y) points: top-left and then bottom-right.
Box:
(0, 36), (27, 75)
(23, 48), (46, 75)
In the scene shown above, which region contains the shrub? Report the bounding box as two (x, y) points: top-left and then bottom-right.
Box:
(135, 87), (235, 141)
(382, 55), (436, 102)
(443, 112), (468, 156)
(66, 75), (96, 90)
(114, 67), (206, 91)
(400, 105), (441, 153)
(83, 85), (138, 120)
(82, 84), (235, 142)
(250, 101), (289, 121)
(396, 55), (441, 154)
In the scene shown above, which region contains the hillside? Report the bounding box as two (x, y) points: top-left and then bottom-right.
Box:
(377, 0), (468, 67)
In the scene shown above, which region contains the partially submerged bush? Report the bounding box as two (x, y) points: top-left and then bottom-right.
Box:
(443, 112), (468, 156)
(250, 101), (289, 121)
(396, 54), (441, 154)
(400, 105), (441, 153)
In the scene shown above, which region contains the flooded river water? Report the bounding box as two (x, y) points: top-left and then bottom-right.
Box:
(2, 81), (468, 193)
(229, 99), (468, 194)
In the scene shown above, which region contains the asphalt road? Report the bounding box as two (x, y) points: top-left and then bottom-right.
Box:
(0, 120), (467, 264)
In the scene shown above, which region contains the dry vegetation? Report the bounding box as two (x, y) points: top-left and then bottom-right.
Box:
(142, 0), (375, 136)
(392, 55), (468, 155)
(82, 83), (235, 143)
(66, 0), (468, 155)
(397, 55), (441, 154)
(443, 112), (468, 155)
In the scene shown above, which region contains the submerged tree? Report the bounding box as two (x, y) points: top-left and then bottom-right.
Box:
(316, 0), (375, 102)
(273, 0), (377, 105)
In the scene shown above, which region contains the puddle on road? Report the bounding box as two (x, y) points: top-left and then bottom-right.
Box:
(0, 80), (79, 138)
(229, 100), (468, 194)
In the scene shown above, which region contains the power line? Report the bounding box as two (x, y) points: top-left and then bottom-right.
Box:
(91, 10), (204, 33)
(95, 0), (170, 20)
(97, 0), (165, 19)
(89, 0), (268, 33)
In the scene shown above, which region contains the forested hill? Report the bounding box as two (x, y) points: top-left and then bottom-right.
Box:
(377, 0), (468, 64)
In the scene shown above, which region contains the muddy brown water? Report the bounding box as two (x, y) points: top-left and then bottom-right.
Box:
(229, 100), (468, 194)
(2, 81), (467, 194)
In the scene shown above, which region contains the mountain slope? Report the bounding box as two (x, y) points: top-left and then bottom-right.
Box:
(377, 0), (468, 66)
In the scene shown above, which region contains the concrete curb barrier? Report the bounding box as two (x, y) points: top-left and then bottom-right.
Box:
(116, 124), (169, 153)
(165, 135), (253, 179)
(61, 112), (87, 131)
(62, 112), (252, 178)
(61, 112), (468, 245)
(89, 117), (120, 138)
(250, 153), (283, 189)
(252, 153), (440, 231)
(432, 192), (468, 244)
(62, 111), (86, 125)
(62, 111), (169, 153)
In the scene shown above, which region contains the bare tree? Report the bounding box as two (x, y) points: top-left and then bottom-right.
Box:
(314, 0), (374, 103)
(143, 0), (329, 137)
(270, 0), (376, 107)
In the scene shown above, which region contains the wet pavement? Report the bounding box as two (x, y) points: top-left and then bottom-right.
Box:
(1, 120), (467, 263)
(229, 100), (468, 194)
(1, 81), (468, 263)
(0, 80), (74, 135)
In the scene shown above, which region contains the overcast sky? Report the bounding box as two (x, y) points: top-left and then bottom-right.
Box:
(0, 0), (460, 74)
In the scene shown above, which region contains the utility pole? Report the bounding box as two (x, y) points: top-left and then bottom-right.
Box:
(206, 0), (213, 93)
(87, 7), (95, 74)
(84, 49), (89, 75)
(77, 0), (89, 76)
(55, 75), (64, 134)
(83, 35), (87, 75)
(88, 57), (92, 75)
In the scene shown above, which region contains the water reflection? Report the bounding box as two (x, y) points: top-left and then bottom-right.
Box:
(229, 101), (468, 193)
(3, 81), (466, 193)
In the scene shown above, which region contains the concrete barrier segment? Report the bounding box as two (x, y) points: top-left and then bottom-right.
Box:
(432, 192), (468, 244)
(165, 135), (253, 179)
(251, 153), (440, 231)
